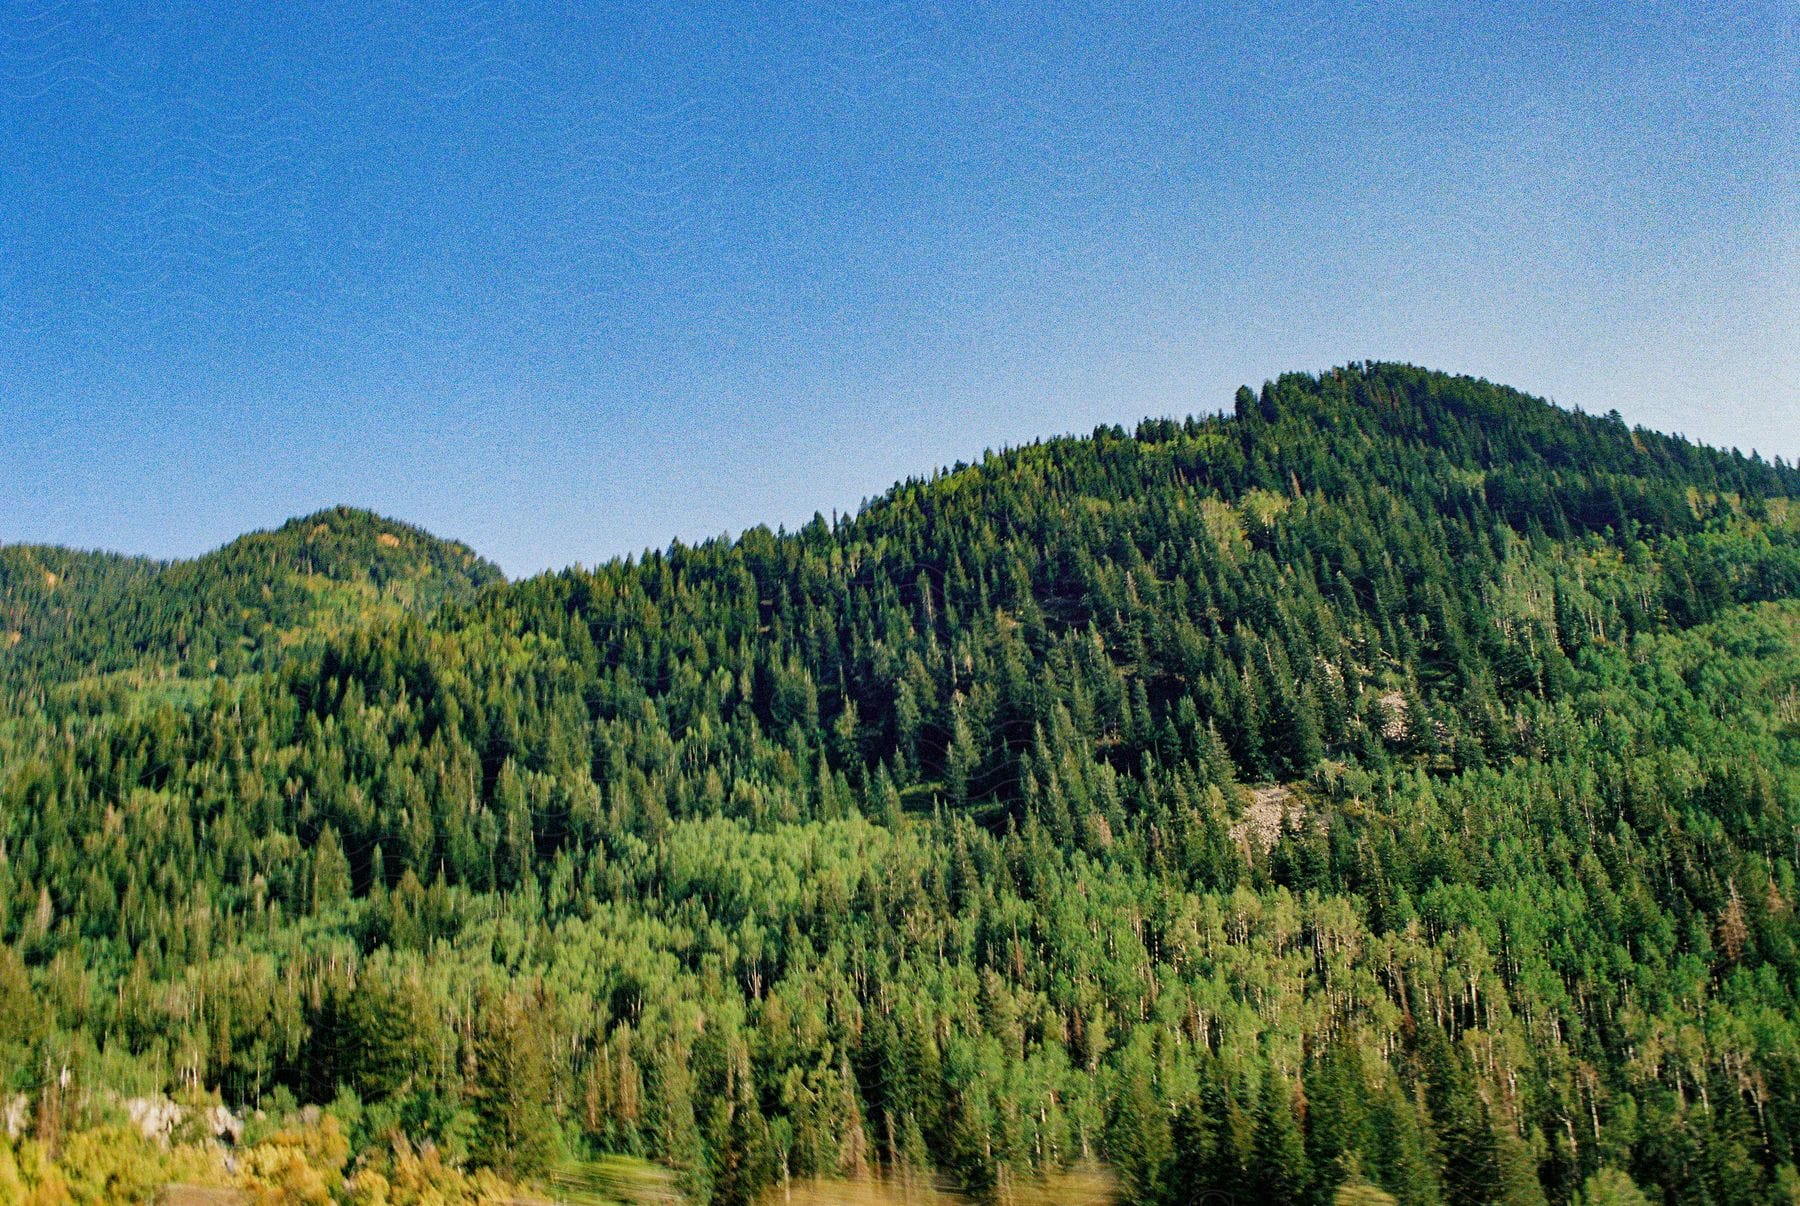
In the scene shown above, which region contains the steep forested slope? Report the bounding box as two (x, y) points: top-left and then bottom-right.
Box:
(4, 364), (1800, 1204)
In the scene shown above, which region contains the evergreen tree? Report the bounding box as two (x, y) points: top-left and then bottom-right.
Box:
(470, 988), (557, 1181)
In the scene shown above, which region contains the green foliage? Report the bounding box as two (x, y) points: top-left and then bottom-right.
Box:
(470, 986), (558, 1181)
(2, 365), (1800, 1203)
(1574, 1167), (1652, 1205)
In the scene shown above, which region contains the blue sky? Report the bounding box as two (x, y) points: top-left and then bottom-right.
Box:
(3, 2), (1794, 576)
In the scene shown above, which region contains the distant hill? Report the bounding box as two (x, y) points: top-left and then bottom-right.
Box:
(3, 364), (1800, 1205)
(0, 505), (500, 687)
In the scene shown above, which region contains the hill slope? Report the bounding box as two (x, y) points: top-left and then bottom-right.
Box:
(0, 505), (501, 688)
(3, 364), (1799, 1204)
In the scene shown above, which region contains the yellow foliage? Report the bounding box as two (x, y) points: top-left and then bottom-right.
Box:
(56, 1125), (165, 1204)
(0, 1126), (229, 1205)
(237, 1116), (350, 1205)
(0, 1119), (529, 1206)
(0, 1134), (70, 1205)
(347, 1137), (518, 1205)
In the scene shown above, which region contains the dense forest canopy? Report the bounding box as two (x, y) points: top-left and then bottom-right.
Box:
(4, 363), (1800, 1203)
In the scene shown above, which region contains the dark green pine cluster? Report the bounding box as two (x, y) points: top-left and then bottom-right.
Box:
(5, 363), (1800, 1203)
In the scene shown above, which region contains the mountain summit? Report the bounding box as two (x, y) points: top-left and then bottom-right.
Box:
(0, 504), (499, 685)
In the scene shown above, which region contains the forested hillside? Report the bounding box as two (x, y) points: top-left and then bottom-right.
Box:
(5, 364), (1800, 1204)
(0, 505), (501, 690)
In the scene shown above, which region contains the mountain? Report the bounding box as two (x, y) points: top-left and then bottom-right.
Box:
(0, 505), (501, 688)
(3, 364), (1799, 1204)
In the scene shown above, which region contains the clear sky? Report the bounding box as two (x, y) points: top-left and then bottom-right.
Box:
(3, 2), (1794, 576)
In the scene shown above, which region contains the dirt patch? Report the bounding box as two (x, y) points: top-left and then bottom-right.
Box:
(1231, 785), (1305, 858)
(376, 532), (401, 548)
(1377, 692), (1409, 742)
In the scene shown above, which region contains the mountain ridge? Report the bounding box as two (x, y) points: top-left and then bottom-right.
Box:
(11, 363), (1792, 583)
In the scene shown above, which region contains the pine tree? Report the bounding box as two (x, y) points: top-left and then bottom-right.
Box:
(1253, 1065), (1311, 1202)
(470, 987), (557, 1181)
(1109, 1049), (1173, 1201)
